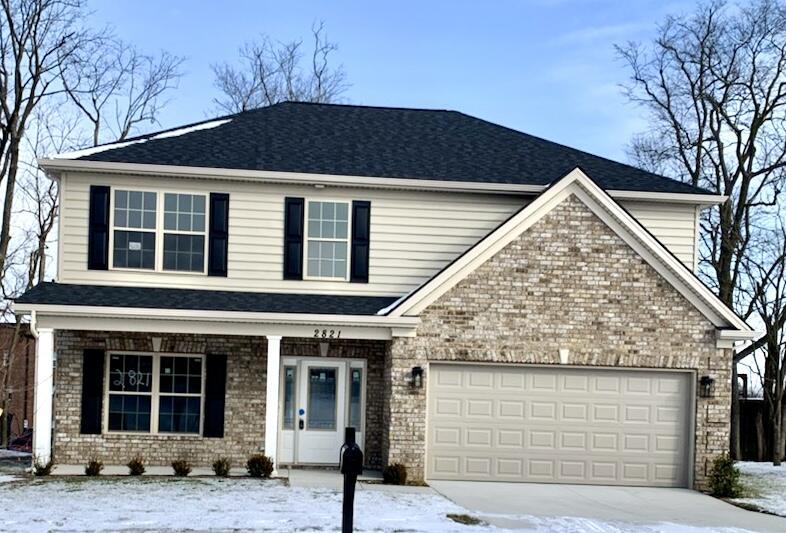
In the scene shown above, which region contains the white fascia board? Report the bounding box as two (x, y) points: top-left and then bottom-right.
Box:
(388, 168), (753, 334)
(14, 303), (420, 329)
(37, 158), (724, 204)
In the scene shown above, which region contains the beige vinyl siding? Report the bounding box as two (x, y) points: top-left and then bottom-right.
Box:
(59, 173), (526, 296)
(58, 172), (699, 296)
(622, 201), (697, 269)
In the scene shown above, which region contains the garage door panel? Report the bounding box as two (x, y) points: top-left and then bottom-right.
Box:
(428, 364), (692, 487)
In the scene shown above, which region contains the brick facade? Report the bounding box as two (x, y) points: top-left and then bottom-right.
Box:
(383, 195), (731, 490)
(0, 324), (35, 441)
(52, 331), (386, 468)
(54, 331), (267, 466)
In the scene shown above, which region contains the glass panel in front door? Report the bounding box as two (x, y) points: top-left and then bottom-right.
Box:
(283, 366), (296, 430)
(349, 368), (362, 429)
(307, 368), (337, 430)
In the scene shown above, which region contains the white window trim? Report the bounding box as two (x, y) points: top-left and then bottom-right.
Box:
(108, 186), (209, 275)
(103, 351), (206, 436)
(302, 198), (352, 281)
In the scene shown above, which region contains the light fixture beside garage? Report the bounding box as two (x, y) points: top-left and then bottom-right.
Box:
(409, 366), (423, 389)
(699, 375), (715, 398)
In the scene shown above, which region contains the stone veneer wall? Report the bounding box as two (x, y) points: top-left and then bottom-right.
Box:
(53, 332), (387, 467)
(383, 195), (731, 490)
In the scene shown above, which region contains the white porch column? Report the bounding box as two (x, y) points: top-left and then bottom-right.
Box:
(264, 335), (282, 466)
(33, 328), (54, 465)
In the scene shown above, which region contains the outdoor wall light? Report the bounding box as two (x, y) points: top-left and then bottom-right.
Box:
(319, 341), (329, 357)
(699, 375), (715, 398)
(410, 366), (424, 389)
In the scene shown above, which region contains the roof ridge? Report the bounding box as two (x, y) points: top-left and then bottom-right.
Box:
(278, 100), (456, 113)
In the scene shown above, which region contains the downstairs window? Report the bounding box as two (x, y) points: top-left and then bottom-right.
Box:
(106, 353), (204, 434)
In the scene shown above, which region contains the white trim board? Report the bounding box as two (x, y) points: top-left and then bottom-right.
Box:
(39, 158), (725, 206)
(386, 168), (754, 337)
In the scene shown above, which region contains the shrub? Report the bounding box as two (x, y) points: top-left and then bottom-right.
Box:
(246, 454), (274, 478)
(212, 457), (231, 477)
(382, 463), (407, 485)
(33, 459), (54, 477)
(127, 456), (146, 476)
(85, 458), (104, 476)
(709, 454), (742, 497)
(171, 459), (192, 477)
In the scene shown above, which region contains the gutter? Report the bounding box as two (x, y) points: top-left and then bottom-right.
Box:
(38, 158), (726, 206)
(14, 302), (421, 329)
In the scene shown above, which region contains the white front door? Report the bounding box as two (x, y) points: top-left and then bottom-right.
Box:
(278, 358), (365, 465)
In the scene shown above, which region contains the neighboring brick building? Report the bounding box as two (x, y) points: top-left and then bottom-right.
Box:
(0, 323), (35, 445)
(13, 103), (755, 492)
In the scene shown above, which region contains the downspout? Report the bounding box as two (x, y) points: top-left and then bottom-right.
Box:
(29, 310), (38, 339)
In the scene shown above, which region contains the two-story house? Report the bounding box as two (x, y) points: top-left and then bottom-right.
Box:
(15, 102), (754, 490)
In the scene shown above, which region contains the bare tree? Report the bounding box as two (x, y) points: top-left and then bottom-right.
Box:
(212, 21), (348, 113)
(61, 37), (183, 146)
(618, 0), (786, 457)
(0, 0), (89, 310)
(741, 221), (786, 464)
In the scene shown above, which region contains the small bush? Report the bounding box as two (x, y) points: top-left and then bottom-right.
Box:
(709, 454), (742, 497)
(383, 463), (408, 485)
(171, 459), (192, 477)
(127, 456), (146, 476)
(33, 459), (54, 477)
(85, 458), (104, 476)
(246, 454), (274, 478)
(212, 457), (231, 477)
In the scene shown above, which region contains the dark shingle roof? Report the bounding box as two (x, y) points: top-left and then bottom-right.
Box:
(16, 282), (396, 315)
(68, 102), (709, 195)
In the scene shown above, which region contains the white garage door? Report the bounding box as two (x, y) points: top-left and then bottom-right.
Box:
(427, 364), (693, 487)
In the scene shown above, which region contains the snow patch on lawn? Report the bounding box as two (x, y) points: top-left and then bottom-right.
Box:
(0, 477), (476, 532)
(50, 119), (232, 159)
(0, 474), (21, 483)
(733, 461), (786, 517)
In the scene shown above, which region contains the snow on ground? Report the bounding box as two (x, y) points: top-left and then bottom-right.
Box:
(1, 477), (476, 532)
(0, 449), (31, 459)
(733, 461), (786, 517)
(0, 476), (762, 532)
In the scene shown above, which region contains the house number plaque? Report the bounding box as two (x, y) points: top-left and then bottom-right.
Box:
(313, 328), (341, 339)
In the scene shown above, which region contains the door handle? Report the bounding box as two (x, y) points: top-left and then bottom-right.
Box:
(299, 419), (304, 430)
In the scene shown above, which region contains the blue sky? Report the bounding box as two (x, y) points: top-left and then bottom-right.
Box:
(87, 0), (695, 162)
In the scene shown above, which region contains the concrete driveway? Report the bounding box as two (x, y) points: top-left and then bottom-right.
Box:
(430, 481), (786, 532)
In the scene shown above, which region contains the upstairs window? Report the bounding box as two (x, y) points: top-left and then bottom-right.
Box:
(112, 190), (157, 269)
(109, 189), (208, 273)
(163, 193), (206, 272)
(305, 200), (349, 280)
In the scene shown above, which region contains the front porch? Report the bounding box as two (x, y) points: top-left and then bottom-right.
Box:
(34, 328), (394, 471)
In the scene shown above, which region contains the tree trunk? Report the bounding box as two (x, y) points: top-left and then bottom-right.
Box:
(756, 407), (767, 461)
(774, 399), (783, 466)
(0, 137), (21, 278)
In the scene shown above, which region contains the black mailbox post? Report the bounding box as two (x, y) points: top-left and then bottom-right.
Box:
(339, 427), (363, 533)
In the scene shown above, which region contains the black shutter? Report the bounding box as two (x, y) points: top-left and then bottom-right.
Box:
(208, 193), (229, 277)
(203, 353), (227, 438)
(283, 197), (304, 280)
(80, 349), (105, 434)
(88, 185), (110, 270)
(350, 200), (371, 283)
